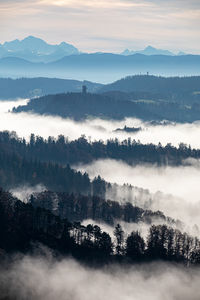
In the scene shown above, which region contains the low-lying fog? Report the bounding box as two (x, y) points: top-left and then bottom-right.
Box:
(2, 99), (200, 148)
(1, 254), (200, 300)
(75, 159), (200, 229)
(2, 99), (200, 228)
(2, 99), (200, 299)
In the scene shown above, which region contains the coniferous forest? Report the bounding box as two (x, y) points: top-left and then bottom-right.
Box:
(2, 80), (200, 299)
(1, 2), (200, 298)
(1, 188), (200, 265)
(0, 127), (200, 266)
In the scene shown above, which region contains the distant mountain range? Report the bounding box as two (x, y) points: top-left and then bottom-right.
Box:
(0, 36), (79, 62)
(0, 36), (188, 63)
(0, 36), (199, 82)
(121, 45), (187, 56)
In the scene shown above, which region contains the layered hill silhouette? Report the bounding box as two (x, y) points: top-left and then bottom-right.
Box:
(1, 36), (199, 82)
(1, 187), (195, 267)
(2, 75), (200, 106)
(99, 75), (200, 105)
(1, 53), (200, 82)
(0, 77), (102, 99)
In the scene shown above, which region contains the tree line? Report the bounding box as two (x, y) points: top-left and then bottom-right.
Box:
(0, 188), (200, 265)
(0, 130), (199, 167)
(29, 190), (174, 227)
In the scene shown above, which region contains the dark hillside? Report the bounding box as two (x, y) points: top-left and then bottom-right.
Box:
(13, 91), (200, 122)
(100, 75), (200, 104)
(0, 77), (101, 99)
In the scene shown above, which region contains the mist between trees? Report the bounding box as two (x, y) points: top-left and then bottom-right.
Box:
(2, 129), (200, 234)
(1, 254), (200, 300)
(1, 188), (200, 266)
(2, 99), (200, 148)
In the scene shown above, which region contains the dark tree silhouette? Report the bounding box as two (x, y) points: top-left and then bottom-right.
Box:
(114, 224), (124, 255)
(126, 231), (145, 261)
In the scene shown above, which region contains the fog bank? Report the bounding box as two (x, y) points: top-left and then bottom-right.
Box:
(75, 159), (200, 229)
(0, 254), (200, 300)
(2, 100), (200, 147)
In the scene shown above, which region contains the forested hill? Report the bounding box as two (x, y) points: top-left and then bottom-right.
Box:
(0, 188), (200, 265)
(100, 75), (200, 94)
(13, 92), (154, 120)
(1, 53), (200, 82)
(99, 75), (200, 105)
(0, 147), (91, 194)
(0, 138), (177, 228)
(29, 191), (172, 226)
(0, 78), (101, 99)
(12, 91), (200, 122)
(2, 75), (200, 105)
(1, 131), (200, 167)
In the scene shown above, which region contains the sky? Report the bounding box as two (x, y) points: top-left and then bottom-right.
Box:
(0, 0), (200, 53)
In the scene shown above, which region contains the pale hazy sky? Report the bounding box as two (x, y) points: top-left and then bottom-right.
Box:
(0, 0), (200, 53)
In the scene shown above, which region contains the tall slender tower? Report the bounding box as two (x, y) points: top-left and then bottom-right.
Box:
(82, 85), (87, 94)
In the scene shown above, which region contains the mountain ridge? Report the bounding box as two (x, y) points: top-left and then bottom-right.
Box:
(121, 45), (177, 56)
(0, 36), (190, 63)
(0, 36), (79, 62)
(1, 53), (200, 82)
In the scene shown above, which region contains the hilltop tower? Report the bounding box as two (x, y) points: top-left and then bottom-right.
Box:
(82, 85), (87, 94)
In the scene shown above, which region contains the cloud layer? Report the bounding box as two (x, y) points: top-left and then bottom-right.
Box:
(75, 158), (200, 230)
(1, 255), (200, 300)
(3, 100), (200, 148)
(2, 100), (200, 230)
(0, 0), (200, 53)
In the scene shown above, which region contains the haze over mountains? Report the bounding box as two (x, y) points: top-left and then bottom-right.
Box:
(121, 46), (186, 56)
(0, 36), (199, 82)
(2, 53), (200, 83)
(0, 36), (79, 62)
(0, 36), (188, 61)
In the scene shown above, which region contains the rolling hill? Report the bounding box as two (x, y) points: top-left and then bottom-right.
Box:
(1, 53), (200, 83)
